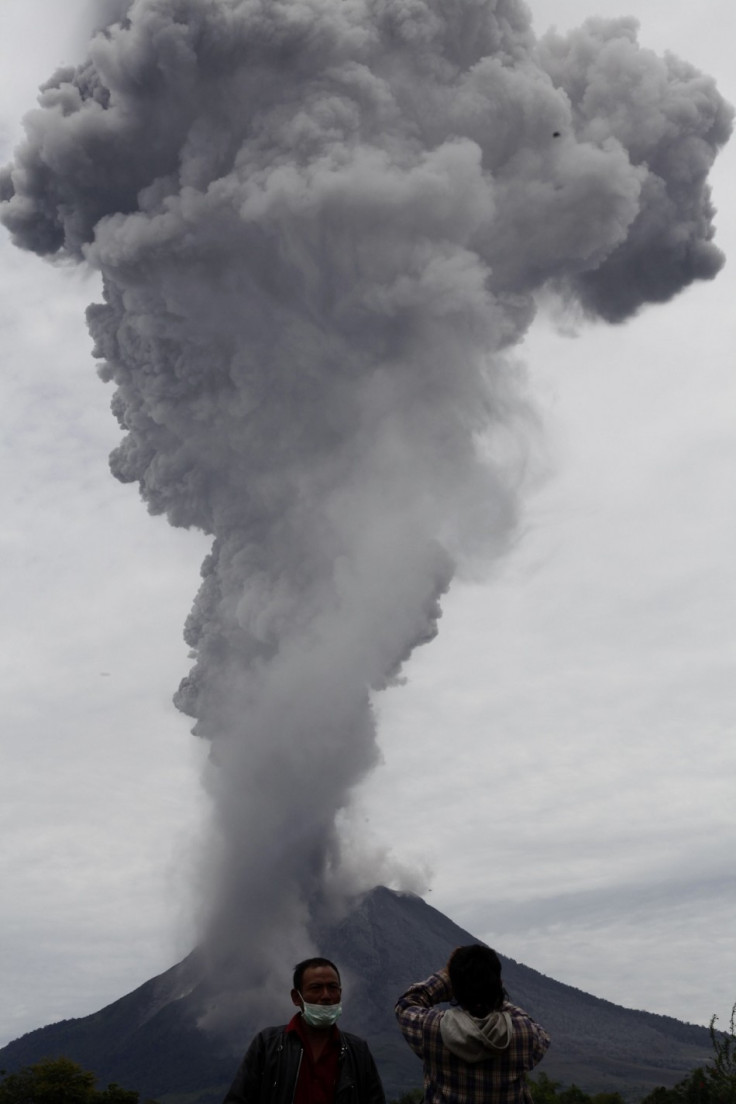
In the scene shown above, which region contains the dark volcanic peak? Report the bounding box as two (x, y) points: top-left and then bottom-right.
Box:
(0, 888), (712, 1104)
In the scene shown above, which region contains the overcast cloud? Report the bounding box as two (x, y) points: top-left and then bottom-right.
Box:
(1, 0), (734, 1050)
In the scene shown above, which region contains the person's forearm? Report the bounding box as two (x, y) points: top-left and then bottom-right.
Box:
(396, 969), (452, 1013)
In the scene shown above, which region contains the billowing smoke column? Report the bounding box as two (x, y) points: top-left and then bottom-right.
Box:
(1, 0), (730, 1022)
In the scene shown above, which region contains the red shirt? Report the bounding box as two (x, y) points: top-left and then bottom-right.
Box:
(286, 1013), (341, 1104)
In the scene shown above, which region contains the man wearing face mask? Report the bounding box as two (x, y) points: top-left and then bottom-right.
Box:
(223, 957), (386, 1104)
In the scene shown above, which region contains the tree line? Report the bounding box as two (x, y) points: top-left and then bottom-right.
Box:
(529, 1004), (736, 1104)
(0, 1057), (153, 1104)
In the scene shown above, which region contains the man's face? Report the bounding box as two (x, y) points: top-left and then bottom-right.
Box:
(291, 964), (342, 1009)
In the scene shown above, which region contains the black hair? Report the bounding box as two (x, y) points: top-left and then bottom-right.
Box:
(292, 957), (341, 992)
(448, 945), (507, 1015)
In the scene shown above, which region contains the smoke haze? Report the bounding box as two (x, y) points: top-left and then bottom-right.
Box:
(1, 0), (730, 1025)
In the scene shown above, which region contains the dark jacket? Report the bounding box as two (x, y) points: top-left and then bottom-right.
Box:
(223, 1024), (386, 1104)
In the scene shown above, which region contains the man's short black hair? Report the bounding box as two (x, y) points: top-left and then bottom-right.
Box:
(448, 944), (506, 1015)
(292, 957), (341, 992)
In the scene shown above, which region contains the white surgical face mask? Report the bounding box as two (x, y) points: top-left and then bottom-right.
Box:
(299, 998), (343, 1028)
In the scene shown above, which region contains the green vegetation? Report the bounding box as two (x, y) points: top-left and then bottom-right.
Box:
(707, 1004), (736, 1103)
(391, 1076), (626, 1104)
(390, 1091), (424, 1104)
(528, 1072), (625, 1104)
(640, 1004), (736, 1104)
(0, 1057), (156, 1104)
(527, 1003), (736, 1104)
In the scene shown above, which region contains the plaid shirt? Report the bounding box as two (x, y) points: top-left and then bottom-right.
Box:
(395, 972), (550, 1104)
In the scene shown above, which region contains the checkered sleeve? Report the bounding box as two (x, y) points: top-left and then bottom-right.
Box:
(505, 1003), (551, 1069)
(395, 971), (452, 1059)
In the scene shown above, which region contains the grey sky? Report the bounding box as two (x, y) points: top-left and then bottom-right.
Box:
(1, 0), (734, 1048)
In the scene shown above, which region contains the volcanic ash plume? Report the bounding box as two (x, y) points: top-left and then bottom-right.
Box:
(1, 0), (730, 1020)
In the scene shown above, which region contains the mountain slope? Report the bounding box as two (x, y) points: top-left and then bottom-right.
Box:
(0, 888), (713, 1103)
